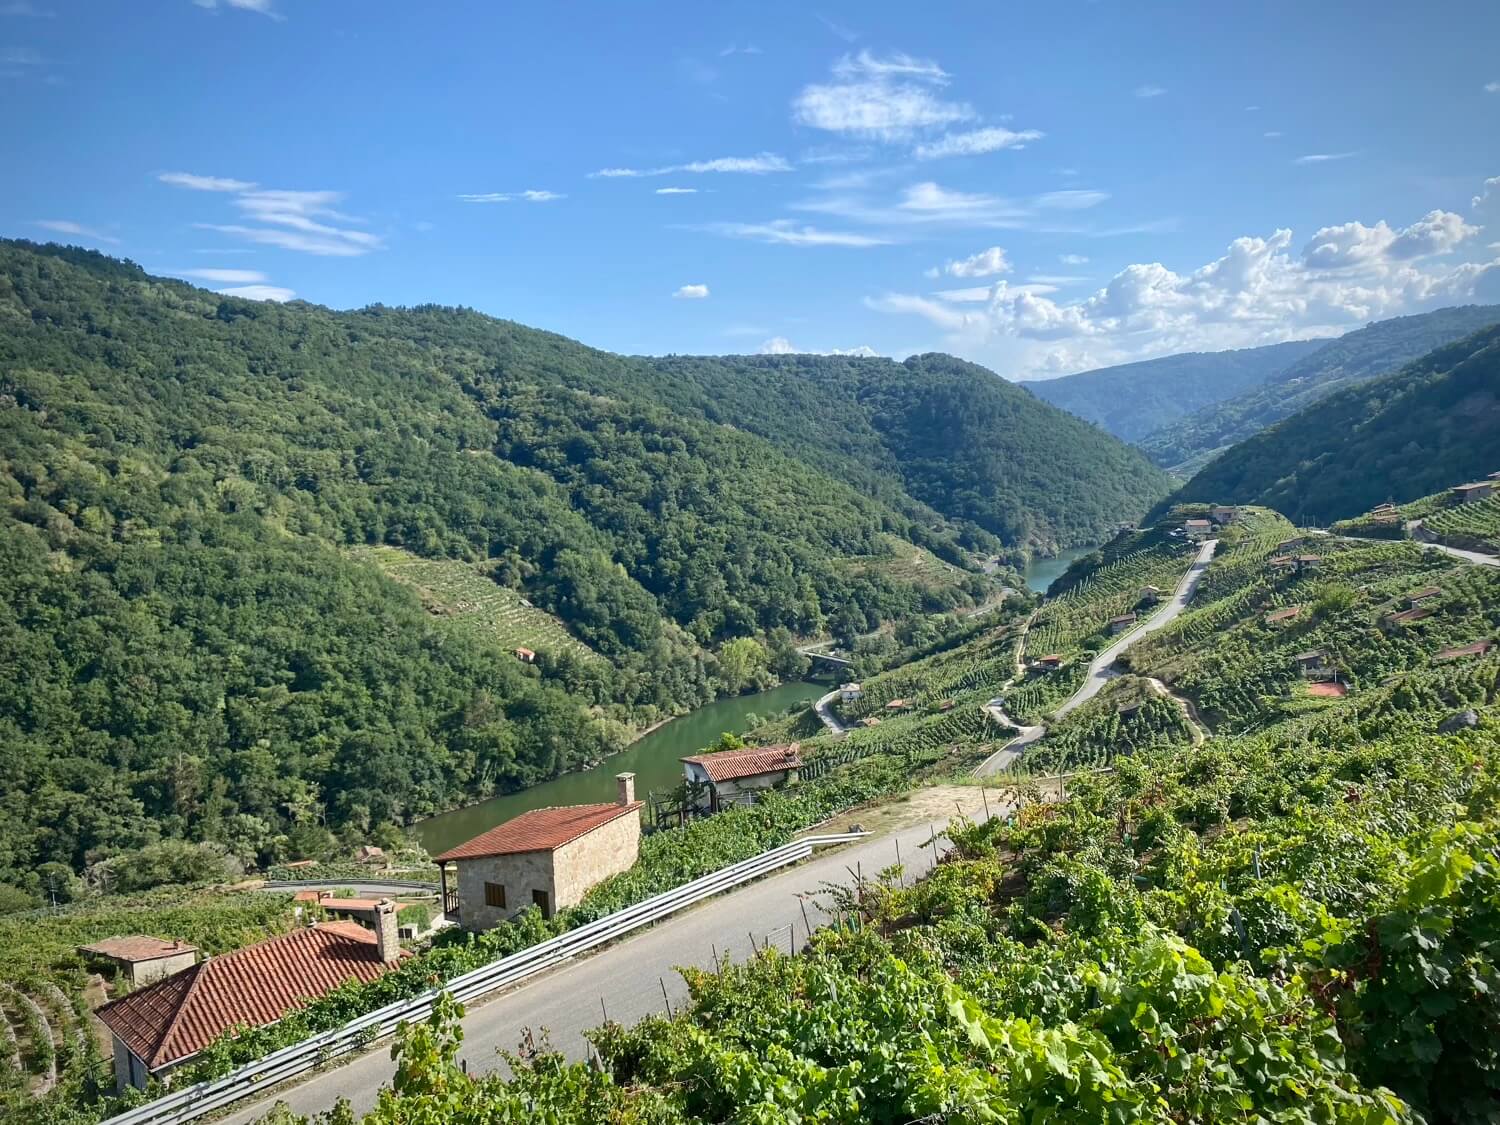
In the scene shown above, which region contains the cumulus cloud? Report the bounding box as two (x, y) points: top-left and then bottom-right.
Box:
(458, 189), (564, 203)
(913, 126), (1043, 160)
(758, 336), (879, 356)
(673, 283), (710, 299)
(869, 177), (1500, 373)
(591, 154), (791, 178)
(161, 175), (384, 257)
(697, 219), (891, 247)
(34, 219), (118, 243)
(939, 245), (1011, 278)
(217, 284), (295, 301)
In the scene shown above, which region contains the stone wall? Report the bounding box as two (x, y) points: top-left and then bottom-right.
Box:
(130, 950), (196, 988)
(453, 849), (557, 932)
(551, 808), (641, 910)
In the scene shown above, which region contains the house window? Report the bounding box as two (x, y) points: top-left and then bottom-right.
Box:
(484, 882), (506, 909)
(532, 889), (551, 917)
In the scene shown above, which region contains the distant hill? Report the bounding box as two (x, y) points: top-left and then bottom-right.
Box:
(1022, 339), (1323, 443)
(1138, 305), (1500, 472)
(1155, 323), (1500, 524)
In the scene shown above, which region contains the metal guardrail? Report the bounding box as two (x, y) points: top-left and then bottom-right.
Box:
(100, 831), (868, 1125)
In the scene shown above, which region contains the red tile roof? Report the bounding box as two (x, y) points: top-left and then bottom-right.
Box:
(78, 936), (197, 963)
(434, 802), (641, 861)
(1435, 641), (1494, 662)
(681, 745), (803, 784)
(95, 923), (403, 1070)
(1386, 607), (1436, 625)
(1265, 606), (1302, 624)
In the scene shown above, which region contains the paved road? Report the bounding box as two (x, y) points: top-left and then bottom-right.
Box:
(217, 802), (1002, 1125)
(1055, 538), (1218, 718)
(974, 703), (1046, 775)
(1315, 530), (1499, 569)
(813, 689), (849, 735)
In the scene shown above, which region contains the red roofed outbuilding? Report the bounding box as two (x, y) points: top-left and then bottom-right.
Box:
(680, 744), (802, 813)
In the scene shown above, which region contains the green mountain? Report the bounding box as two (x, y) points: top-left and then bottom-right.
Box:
(1156, 323), (1500, 524)
(1022, 338), (1323, 443)
(0, 240), (1166, 884)
(1139, 304), (1500, 472)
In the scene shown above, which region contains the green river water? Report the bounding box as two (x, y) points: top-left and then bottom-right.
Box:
(415, 680), (822, 854)
(1024, 545), (1097, 595)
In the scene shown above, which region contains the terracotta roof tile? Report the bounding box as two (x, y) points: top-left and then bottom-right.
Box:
(434, 802), (641, 861)
(1435, 641), (1494, 662)
(681, 745), (803, 784)
(95, 923), (403, 1070)
(78, 936), (197, 963)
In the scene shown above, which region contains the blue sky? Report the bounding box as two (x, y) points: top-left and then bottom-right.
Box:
(5, 0), (1499, 377)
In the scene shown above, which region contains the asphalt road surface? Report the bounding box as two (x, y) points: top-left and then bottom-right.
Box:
(218, 804), (999, 1124)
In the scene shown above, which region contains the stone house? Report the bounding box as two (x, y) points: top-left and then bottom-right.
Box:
(839, 682), (862, 703)
(78, 936), (198, 990)
(436, 775), (642, 930)
(1210, 506), (1237, 525)
(1452, 482), (1494, 504)
(680, 745), (802, 813)
(1109, 613), (1138, 635)
(1294, 650), (1329, 677)
(1183, 519), (1213, 540)
(355, 844), (386, 867)
(95, 907), (404, 1091)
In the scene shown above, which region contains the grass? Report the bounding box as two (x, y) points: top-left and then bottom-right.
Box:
(354, 546), (599, 659)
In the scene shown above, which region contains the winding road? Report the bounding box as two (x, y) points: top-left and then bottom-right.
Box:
(813, 688), (849, 735)
(974, 538), (1218, 775)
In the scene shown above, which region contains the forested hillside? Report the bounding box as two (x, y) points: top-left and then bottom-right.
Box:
(1158, 324), (1500, 523)
(1139, 304), (1500, 472)
(1024, 338), (1322, 442)
(0, 240), (1164, 891)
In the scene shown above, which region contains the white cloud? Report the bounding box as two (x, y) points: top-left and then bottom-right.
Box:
(1134, 84), (1167, 98)
(217, 284), (295, 301)
(698, 219), (891, 247)
(0, 45), (42, 64)
(673, 283), (710, 299)
(193, 0), (281, 17)
(0, 3), (56, 15)
(793, 50), (971, 141)
(655, 187), (698, 194)
(719, 43), (762, 56)
(868, 176), (1500, 374)
(797, 181), (1112, 233)
(1264, 131), (1283, 139)
(171, 267), (267, 283)
(34, 219), (118, 244)
(1244, 105), (1261, 111)
(591, 153), (791, 178)
(939, 245), (1010, 278)
(1485, 81), (1499, 94)
(913, 126), (1043, 160)
(757, 336), (879, 356)
(457, 189), (564, 203)
(933, 286), (994, 302)
(158, 171), (257, 192)
(1295, 151), (1357, 164)
(1059, 253), (1089, 265)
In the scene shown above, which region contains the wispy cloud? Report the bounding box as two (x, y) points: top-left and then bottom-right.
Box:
(672, 283), (711, 299)
(1244, 104), (1261, 111)
(655, 187), (698, 195)
(0, 3), (56, 16)
(794, 50), (971, 141)
(217, 284), (295, 301)
(1134, 84), (1167, 98)
(796, 181), (1111, 232)
(162, 176), (384, 257)
(719, 43), (762, 57)
(591, 153), (791, 178)
(35, 219), (119, 244)
(697, 219), (892, 247)
(815, 13), (860, 42)
(1059, 253), (1089, 265)
(457, 189), (564, 203)
(158, 171), (257, 192)
(1295, 151), (1357, 164)
(914, 126), (1043, 161)
(0, 45), (42, 65)
(1486, 81), (1500, 94)
(170, 267), (267, 283)
(191, 0), (282, 19)
(1264, 131), (1283, 139)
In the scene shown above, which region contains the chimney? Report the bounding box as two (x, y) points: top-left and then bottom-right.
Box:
(374, 899), (401, 963)
(616, 772), (636, 806)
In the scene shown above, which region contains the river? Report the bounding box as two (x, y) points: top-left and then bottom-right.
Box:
(1023, 545), (1098, 595)
(415, 680), (822, 854)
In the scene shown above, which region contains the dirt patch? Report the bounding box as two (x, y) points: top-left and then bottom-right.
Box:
(1307, 682), (1348, 697)
(804, 779), (1063, 839)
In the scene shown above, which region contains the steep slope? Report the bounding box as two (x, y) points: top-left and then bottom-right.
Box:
(1022, 339), (1323, 442)
(1139, 304), (1500, 472)
(1157, 324), (1500, 523)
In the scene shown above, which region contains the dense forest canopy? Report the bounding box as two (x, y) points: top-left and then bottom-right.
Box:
(1024, 338), (1323, 443)
(1138, 304), (1500, 473)
(1157, 323), (1500, 523)
(0, 240), (1167, 889)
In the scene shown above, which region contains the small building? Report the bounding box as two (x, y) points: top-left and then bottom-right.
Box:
(436, 776), (642, 930)
(514, 647), (537, 663)
(96, 911), (404, 1091)
(1294, 650), (1328, 677)
(1488, 472), (1500, 482)
(1383, 607), (1436, 629)
(1451, 482), (1494, 504)
(1117, 521), (1137, 532)
(857, 716), (882, 728)
(681, 744), (802, 812)
(937, 698), (957, 711)
(309, 893), (383, 922)
(283, 859), (316, 872)
(839, 682), (862, 703)
(78, 937), (198, 990)
(884, 698), (913, 712)
(1275, 537), (1306, 552)
(1139, 585), (1163, 605)
(1109, 613), (1137, 635)
(1183, 519), (1213, 541)
(1265, 606), (1302, 625)
(1037, 653), (1064, 669)
(355, 845), (386, 867)
(1210, 505), (1238, 525)
(1371, 502), (1397, 515)
(1404, 587), (1442, 608)
(1434, 640), (1494, 663)
(1296, 555), (1323, 571)
(1268, 554), (1296, 571)
(1117, 701), (1144, 719)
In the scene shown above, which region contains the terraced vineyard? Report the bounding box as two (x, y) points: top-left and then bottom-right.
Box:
(354, 546), (598, 659)
(1419, 493), (1500, 552)
(1023, 540), (1194, 659)
(1015, 677), (1193, 776)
